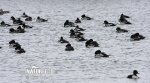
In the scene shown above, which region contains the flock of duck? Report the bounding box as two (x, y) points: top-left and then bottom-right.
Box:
(59, 14), (145, 79)
(0, 10), (48, 53)
(0, 9), (144, 79)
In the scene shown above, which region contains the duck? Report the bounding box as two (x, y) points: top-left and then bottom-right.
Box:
(10, 26), (25, 33)
(9, 26), (25, 33)
(85, 39), (99, 47)
(116, 27), (128, 33)
(9, 28), (16, 33)
(0, 9), (9, 15)
(75, 18), (81, 23)
(130, 33), (145, 41)
(10, 16), (16, 21)
(95, 50), (109, 58)
(104, 20), (116, 27)
(74, 25), (85, 32)
(64, 20), (75, 27)
(9, 40), (21, 48)
(25, 16), (32, 21)
(36, 16), (48, 22)
(85, 39), (93, 47)
(9, 40), (16, 45)
(11, 17), (24, 25)
(59, 37), (69, 43)
(127, 70), (139, 79)
(69, 29), (76, 38)
(21, 12), (29, 18)
(119, 14), (131, 24)
(0, 21), (11, 27)
(65, 44), (74, 51)
(70, 32), (76, 38)
(10, 16), (17, 24)
(9, 40), (25, 54)
(16, 26), (25, 33)
(81, 14), (93, 20)
(69, 29), (84, 38)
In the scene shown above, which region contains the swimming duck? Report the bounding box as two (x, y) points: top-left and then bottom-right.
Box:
(95, 50), (109, 58)
(127, 70), (139, 79)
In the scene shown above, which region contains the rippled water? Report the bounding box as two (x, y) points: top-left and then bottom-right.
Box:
(0, 0), (150, 83)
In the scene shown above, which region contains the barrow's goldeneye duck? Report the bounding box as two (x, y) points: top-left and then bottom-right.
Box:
(130, 33), (145, 41)
(75, 18), (81, 23)
(65, 44), (74, 51)
(116, 27), (128, 33)
(119, 14), (131, 24)
(127, 70), (139, 79)
(95, 50), (109, 58)
(81, 14), (93, 20)
(64, 20), (75, 27)
(104, 20), (116, 27)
